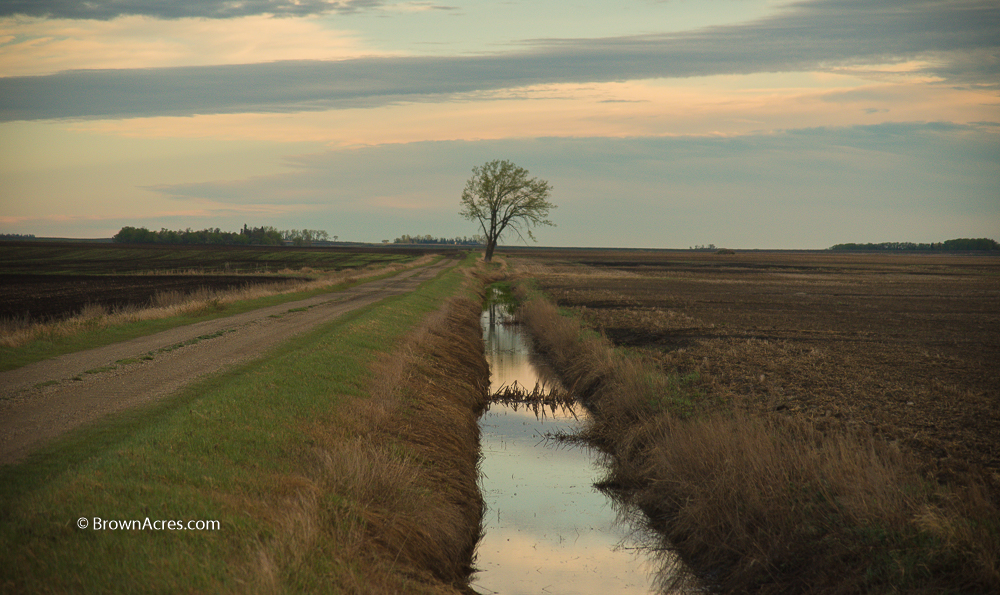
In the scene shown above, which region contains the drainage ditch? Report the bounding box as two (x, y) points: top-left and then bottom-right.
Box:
(472, 287), (675, 594)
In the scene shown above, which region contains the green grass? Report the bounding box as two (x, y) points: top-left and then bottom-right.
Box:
(0, 253), (475, 593)
(484, 280), (519, 312)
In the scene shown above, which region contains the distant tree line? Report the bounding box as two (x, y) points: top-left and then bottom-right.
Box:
(113, 225), (333, 246)
(829, 238), (999, 251)
(0, 233), (36, 240)
(282, 229), (332, 245)
(393, 234), (484, 245)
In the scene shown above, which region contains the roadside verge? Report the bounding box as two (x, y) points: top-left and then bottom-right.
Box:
(1, 253), (490, 594)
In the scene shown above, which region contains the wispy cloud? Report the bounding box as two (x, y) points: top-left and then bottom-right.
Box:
(144, 122), (1000, 205)
(0, 15), (379, 77)
(136, 123), (999, 247)
(0, 0), (386, 20)
(62, 77), (996, 146)
(2, 0), (997, 121)
(382, 2), (458, 13)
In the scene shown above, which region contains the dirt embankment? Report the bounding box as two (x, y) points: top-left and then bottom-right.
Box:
(0, 258), (457, 465)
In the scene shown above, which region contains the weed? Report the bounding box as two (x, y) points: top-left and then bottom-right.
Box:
(78, 302), (108, 319)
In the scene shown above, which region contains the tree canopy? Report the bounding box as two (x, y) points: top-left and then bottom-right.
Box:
(459, 159), (555, 262)
(393, 234), (483, 245)
(829, 238), (999, 251)
(111, 225), (326, 246)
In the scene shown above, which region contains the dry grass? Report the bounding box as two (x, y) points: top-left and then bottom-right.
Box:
(0, 256), (437, 349)
(515, 286), (1000, 594)
(246, 292), (489, 594)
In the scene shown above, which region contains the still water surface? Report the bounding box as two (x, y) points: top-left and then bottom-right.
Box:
(472, 302), (658, 594)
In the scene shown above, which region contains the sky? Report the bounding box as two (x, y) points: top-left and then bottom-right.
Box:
(1, 0), (998, 249)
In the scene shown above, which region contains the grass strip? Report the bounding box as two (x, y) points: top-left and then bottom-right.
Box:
(0, 253), (482, 593)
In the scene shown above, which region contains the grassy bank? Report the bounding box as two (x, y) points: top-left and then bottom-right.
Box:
(514, 284), (1000, 594)
(1, 254), (489, 593)
(0, 256), (438, 371)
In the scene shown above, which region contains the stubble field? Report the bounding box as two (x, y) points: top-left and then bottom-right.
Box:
(510, 249), (1000, 489)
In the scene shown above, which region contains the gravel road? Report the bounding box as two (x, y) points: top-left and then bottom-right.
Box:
(0, 257), (457, 465)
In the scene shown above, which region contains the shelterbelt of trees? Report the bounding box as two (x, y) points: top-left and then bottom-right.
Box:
(830, 238), (999, 251)
(393, 233), (483, 245)
(112, 226), (331, 246)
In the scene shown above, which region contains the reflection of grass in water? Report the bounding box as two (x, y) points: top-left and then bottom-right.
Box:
(485, 281), (519, 317)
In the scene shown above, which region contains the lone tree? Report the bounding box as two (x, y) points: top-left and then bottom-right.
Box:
(459, 159), (555, 262)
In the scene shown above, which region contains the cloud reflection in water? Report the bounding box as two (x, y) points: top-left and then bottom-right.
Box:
(475, 303), (659, 593)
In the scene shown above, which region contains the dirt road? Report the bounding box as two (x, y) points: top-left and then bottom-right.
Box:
(0, 257), (457, 465)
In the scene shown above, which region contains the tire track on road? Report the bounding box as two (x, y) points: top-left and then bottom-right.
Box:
(0, 257), (458, 465)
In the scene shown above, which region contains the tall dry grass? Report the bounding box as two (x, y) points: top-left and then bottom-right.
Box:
(516, 291), (1000, 594)
(0, 256), (437, 349)
(248, 293), (489, 594)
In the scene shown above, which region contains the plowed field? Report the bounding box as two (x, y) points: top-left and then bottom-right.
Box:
(0, 273), (297, 321)
(510, 249), (1000, 489)
(0, 241), (433, 321)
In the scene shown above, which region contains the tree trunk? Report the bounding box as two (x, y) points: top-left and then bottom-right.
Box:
(483, 240), (496, 263)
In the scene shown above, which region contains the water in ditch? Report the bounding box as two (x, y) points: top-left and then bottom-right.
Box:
(473, 294), (672, 594)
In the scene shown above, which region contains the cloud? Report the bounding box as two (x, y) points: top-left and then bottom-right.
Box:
(0, 15), (379, 77)
(144, 122), (1000, 215)
(59, 76), (996, 147)
(6, 122), (996, 245)
(0, 0), (386, 20)
(216, 124), (997, 248)
(2, 0), (997, 121)
(382, 2), (458, 13)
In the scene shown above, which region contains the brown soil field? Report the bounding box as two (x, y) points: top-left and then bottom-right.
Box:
(507, 249), (1000, 489)
(0, 240), (432, 275)
(0, 273), (298, 321)
(0, 241), (449, 322)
